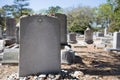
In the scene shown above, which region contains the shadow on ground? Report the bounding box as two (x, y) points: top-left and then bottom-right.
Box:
(62, 52), (120, 76)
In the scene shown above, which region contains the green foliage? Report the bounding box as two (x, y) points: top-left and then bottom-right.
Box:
(67, 6), (95, 33)
(13, 0), (32, 18)
(107, 0), (120, 32)
(46, 6), (63, 14)
(0, 8), (5, 29)
(96, 3), (113, 28)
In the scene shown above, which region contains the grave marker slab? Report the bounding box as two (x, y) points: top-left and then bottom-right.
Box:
(1, 48), (19, 64)
(6, 18), (16, 39)
(84, 28), (93, 44)
(113, 32), (120, 49)
(19, 15), (61, 77)
(68, 33), (77, 44)
(55, 13), (67, 45)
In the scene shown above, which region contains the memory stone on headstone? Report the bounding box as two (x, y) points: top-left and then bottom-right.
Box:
(113, 32), (120, 49)
(6, 18), (16, 39)
(84, 27), (93, 44)
(19, 15), (61, 77)
(55, 13), (67, 45)
(68, 33), (77, 44)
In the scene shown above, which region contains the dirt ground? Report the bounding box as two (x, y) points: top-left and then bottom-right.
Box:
(0, 42), (120, 80)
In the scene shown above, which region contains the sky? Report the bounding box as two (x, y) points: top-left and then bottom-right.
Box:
(0, 0), (107, 11)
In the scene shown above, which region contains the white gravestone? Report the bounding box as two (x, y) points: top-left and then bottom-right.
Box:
(84, 28), (93, 44)
(19, 15), (61, 77)
(113, 32), (120, 49)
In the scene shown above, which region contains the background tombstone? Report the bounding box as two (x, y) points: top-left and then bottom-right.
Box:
(68, 33), (77, 44)
(113, 32), (120, 49)
(20, 15), (61, 77)
(104, 27), (108, 36)
(16, 22), (20, 44)
(0, 27), (2, 39)
(96, 32), (104, 37)
(84, 27), (93, 44)
(6, 18), (16, 39)
(55, 13), (67, 45)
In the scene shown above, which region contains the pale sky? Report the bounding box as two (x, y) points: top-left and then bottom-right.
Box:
(0, 0), (107, 11)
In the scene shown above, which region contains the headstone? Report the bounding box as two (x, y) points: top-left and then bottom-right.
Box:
(84, 27), (93, 44)
(6, 18), (16, 39)
(1, 48), (19, 64)
(0, 26), (2, 39)
(16, 23), (20, 44)
(104, 27), (108, 36)
(19, 15), (61, 77)
(113, 32), (120, 49)
(0, 40), (5, 60)
(61, 49), (75, 64)
(55, 13), (67, 45)
(68, 33), (77, 44)
(96, 32), (104, 37)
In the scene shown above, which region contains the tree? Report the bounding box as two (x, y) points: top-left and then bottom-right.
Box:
(47, 6), (63, 15)
(67, 6), (95, 34)
(96, 3), (113, 28)
(13, 0), (32, 18)
(0, 8), (5, 28)
(107, 0), (120, 32)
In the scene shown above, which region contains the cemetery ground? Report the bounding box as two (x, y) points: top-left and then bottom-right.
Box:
(0, 39), (120, 80)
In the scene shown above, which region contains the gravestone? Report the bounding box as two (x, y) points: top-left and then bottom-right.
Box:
(0, 26), (2, 39)
(104, 27), (108, 36)
(0, 40), (5, 60)
(96, 32), (104, 37)
(55, 13), (67, 45)
(6, 18), (16, 39)
(1, 48), (19, 64)
(68, 33), (77, 44)
(61, 49), (75, 64)
(20, 15), (61, 77)
(84, 27), (93, 44)
(113, 32), (120, 49)
(16, 23), (20, 44)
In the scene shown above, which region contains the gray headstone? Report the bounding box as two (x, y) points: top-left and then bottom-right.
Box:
(6, 18), (16, 39)
(0, 27), (2, 38)
(19, 15), (61, 77)
(84, 28), (93, 44)
(1, 48), (19, 64)
(16, 23), (20, 44)
(61, 50), (75, 64)
(96, 32), (104, 37)
(68, 33), (77, 44)
(55, 13), (67, 45)
(113, 32), (120, 49)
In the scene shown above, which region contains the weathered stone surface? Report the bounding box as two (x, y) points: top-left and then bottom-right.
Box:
(55, 13), (67, 45)
(19, 15), (61, 77)
(96, 32), (104, 37)
(113, 32), (120, 49)
(61, 50), (75, 64)
(1, 48), (19, 64)
(6, 18), (16, 39)
(16, 23), (20, 44)
(84, 28), (93, 44)
(68, 33), (77, 44)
